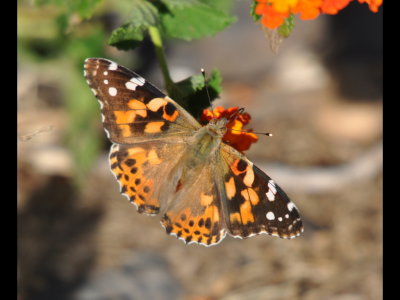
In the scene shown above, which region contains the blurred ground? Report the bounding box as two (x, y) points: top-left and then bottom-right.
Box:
(18, 2), (382, 300)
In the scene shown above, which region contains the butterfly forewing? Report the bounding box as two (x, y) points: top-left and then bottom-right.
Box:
(84, 58), (200, 144)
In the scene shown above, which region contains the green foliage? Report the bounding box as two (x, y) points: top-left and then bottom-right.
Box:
(19, 0), (109, 186)
(109, 0), (159, 50)
(127, 0), (160, 28)
(108, 0), (231, 117)
(160, 3), (236, 41)
(250, 1), (295, 38)
(250, 0), (261, 22)
(63, 31), (106, 185)
(109, 0), (235, 50)
(34, 0), (102, 19)
(160, 0), (202, 9)
(109, 24), (145, 50)
(63, 65), (104, 184)
(72, 0), (103, 19)
(278, 14), (295, 38)
(168, 70), (222, 118)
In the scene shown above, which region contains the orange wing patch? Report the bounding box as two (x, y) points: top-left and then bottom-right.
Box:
(144, 121), (165, 133)
(113, 111), (137, 124)
(161, 192), (226, 246)
(224, 176), (236, 200)
(127, 99), (147, 116)
(146, 97), (179, 122)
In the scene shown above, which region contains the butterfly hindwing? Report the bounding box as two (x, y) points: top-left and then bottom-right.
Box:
(161, 159), (227, 246)
(84, 58), (200, 144)
(220, 144), (303, 239)
(109, 141), (187, 215)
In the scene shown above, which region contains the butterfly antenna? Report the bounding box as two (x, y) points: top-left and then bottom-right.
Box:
(201, 68), (215, 118)
(226, 107), (273, 137)
(228, 128), (273, 137)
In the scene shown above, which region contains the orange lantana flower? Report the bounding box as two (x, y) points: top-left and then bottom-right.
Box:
(200, 106), (259, 152)
(254, 0), (382, 29)
(320, 0), (351, 14)
(256, 2), (290, 29)
(292, 0), (323, 20)
(358, 0), (382, 13)
(269, 0), (299, 12)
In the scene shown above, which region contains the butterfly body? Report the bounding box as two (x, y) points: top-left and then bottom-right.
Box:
(84, 58), (303, 246)
(187, 118), (227, 164)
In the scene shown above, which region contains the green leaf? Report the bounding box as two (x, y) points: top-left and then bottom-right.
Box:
(109, 24), (145, 50)
(108, 0), (159, 50)
(203, 0), (235, 12)
(160, 3), (236, 41)
(126, 0), (159, 28)
(250, 0), (262, 22)
(34, 0), (64, 6)
(278, 14), (295, 38)
(160, 0), (201, 9)
(168, 69), (222, 118)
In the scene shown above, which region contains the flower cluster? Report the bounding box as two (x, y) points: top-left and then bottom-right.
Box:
(254, 0), (382, 29)
(200, 106), (259, 152)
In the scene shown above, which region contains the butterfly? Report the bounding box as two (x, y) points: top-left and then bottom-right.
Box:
(84, 58), (303, 246)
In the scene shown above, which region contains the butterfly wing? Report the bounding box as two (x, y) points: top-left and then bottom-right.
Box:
(218, 144), (303, 239)
(84, 58), (201, 144)
(84, 58), (202, 215)
(109, 141), (189, 215)
(160, 158), (227, 246)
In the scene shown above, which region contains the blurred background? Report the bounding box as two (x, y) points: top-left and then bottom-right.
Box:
(18, 1), (382, 300)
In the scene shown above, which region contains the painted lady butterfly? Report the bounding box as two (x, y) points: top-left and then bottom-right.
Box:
(84, 58), (303, 246)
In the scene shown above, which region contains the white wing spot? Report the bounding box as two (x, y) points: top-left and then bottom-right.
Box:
(104, 128), (111, 139)
(104, 79), (109, 85)
(285, 214), (289, 219)
(268, 180), (277, 194)
(287, 202), (295, 212)
(266, 190), (275, 201)
(103, 71), (108, 76)
(266, 211), (275, 220)
(91, 88), (97, 96)
(278, 217), (283, 222)
(130, 76), (145, 86)
(126, 81), (138, 90)
(92, 70), (97, 76)
(97, 99), (104, 109)
(108, 87), (117, 96)
(108, 62), (118, 70)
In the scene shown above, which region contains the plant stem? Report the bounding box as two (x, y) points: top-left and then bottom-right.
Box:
(148, 26), (173, 88)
